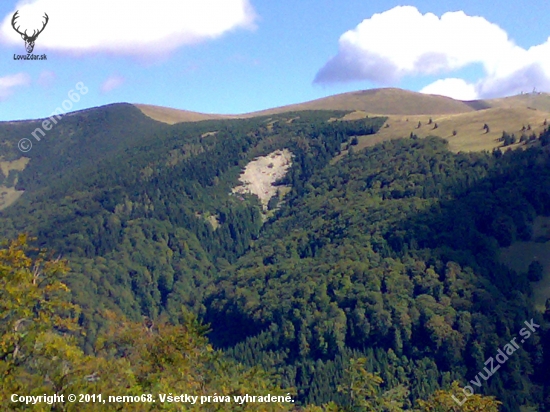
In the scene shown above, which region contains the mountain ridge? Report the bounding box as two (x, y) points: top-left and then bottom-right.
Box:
(133, 88), (550, 124)
(5, 87), (550, 126)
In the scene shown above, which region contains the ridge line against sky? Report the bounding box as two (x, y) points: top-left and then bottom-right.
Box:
(0, 0), (549, 121)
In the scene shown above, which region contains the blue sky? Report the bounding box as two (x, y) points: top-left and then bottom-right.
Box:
(1, 0), (550, 121)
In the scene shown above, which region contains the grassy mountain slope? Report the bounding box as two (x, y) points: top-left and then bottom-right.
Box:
(247, 88), (480, 116)
(376, 106), (549, 152)
(134, 88), (550, 153)
(487, 92), (550, 112)
(135, 103), (233, 124)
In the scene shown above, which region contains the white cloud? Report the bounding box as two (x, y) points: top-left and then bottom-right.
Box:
(0, 73), (31, 101)
(101, 75), (125, 93)
(315, 5), (550, 99)
(0, 0), (256, 56)
(420, 78), (478, 101)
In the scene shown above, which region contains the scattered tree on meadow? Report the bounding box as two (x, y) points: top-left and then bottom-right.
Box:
(520, 134), (529, 143)
(500, 131), (516, 146)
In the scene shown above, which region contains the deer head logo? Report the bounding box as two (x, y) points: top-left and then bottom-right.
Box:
(11, 11), (49, 54)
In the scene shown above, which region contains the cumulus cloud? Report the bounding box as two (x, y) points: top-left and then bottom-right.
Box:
(420, 78), (478, 101)
(101, 75), (125, 93)
(0, 0), (256, 56)
(315, 5), (550, 99)
(0, 73), (31, 101)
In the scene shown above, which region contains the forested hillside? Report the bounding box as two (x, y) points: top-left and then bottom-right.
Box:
(1, 104), (550, 410)
(212, 136), (550, 410)
(0, 107), (384, 351)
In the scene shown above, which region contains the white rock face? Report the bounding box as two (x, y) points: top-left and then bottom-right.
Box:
(232, 149), (293, 210)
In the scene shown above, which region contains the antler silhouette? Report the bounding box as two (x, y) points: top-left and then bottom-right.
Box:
(11, 11), (49, 53)
(11, 11), (25, 37)
(31, 13), (49, 40)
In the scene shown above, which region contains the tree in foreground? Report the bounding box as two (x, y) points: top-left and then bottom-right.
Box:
(0, 236), (303, 411)
(415, 382), (501, 412)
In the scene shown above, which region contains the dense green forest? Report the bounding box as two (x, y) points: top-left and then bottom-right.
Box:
(1, 105), (550, 410)
(1, 234), (504, 411)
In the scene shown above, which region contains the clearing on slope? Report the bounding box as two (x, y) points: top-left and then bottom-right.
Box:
(232, 149), (293, 211)
(377, 106), (549, 152)
(499, 217), (550, 311)
(333, 103), (549, 159)
(0, 157), (29, 211)
(484, 92), (550, 112)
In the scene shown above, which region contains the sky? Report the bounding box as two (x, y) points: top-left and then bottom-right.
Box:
(0, 0), (550, 121)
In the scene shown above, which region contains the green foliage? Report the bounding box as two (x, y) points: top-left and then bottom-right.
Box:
(528, 260), (544, 282)
(0, 234), (80, 398)
(415, 382), (501, 411)
(500, 127), (550, 147)
(337, 358), (409, 411)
